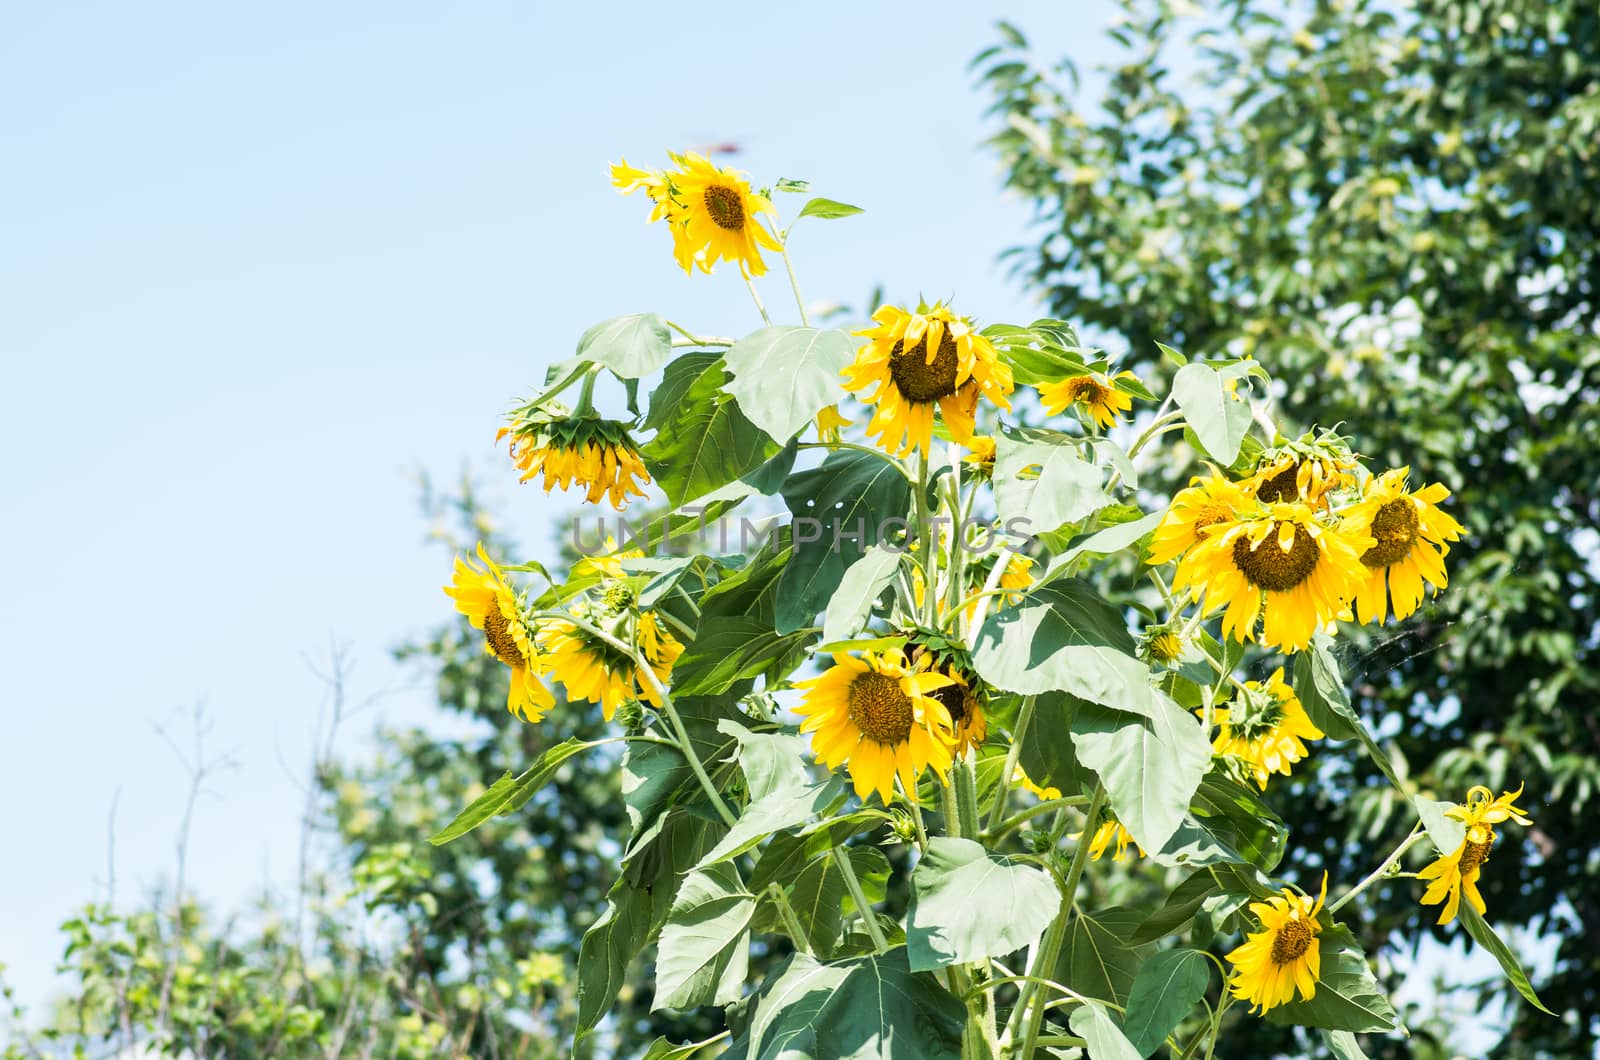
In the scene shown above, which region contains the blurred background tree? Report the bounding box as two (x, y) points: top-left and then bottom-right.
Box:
(977, 0), (1598, 1055)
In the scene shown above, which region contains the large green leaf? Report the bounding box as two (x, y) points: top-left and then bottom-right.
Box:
(972, 580), (1173, 722)
(722, 951), (964, 1060)
(1459, 904), (1555, 1015)
(821, 545), (902, 643)
(784, 845), (890, 958)
(1153, 770), (1287, 872)
(654, 862), (756, 1011)
(720, 720), (818, 802)
(723, 326), (855, 442)
(1056, 907), (1151, 1006)
(1413, 795), (1466, 855)
(1171, 362), (1252, 465)
(1264, 925), (1399, 1033)
(1012, 692), (1091, 796)
(906, 837), (1061, 970)
(695, 776), (842, 869)
(1073, 699), (1211, 853)
(428, 738), (600, 844)
(1132, 870), (1221, 944)
(671, 616), (815, 696)
(644, 354), (780, 506)
(1120, 949), (1211, 1057)
(993, 426), (1110, 536)
(775, 449), (913, 634)
(577, 312), (672, 379)
(1069, 1001), (1143, 1060)
(1291, 633), (1359, 741)
(1322, 1030), (1371, 1060)
(1040, 510), (1163, 583)
(640, 1034), (727, 1060)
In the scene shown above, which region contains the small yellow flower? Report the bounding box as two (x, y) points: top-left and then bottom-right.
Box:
(793, 650), (959, 803)
(1148, 473), (1252, 566)
(1226, 875), (1328, 1014)
(497, 419), (650, 510)
(1037, 370), (1139, 430)
(443, 544), (554, 723)
(609, 159), (677, 223)
(537, 610), (682, 722)
(814, 403), (850, 443)
(1012, 765), (1061, 801)
(1342, 467), (1463, 624)
(1205, 668), (1324, 789)
(1418, 785), (1531, 925)
(963, 435), (997, 473)
(1080, 817), (1145, 862)
(843, 303), (1014, 457)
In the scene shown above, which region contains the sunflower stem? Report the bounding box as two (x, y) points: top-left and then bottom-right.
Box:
(663, 319), (734, 346)
(834, 844), (889, 953)
(965, 543), (1015, 636)
(898, 778), (930, 852)
(914, 452), (939, 626)
(954, 755), (982, 839)
(572, 365), (601, 418)
(767, 883), (813, 956)
(777, 245), (810, 326)
(988, 695), (1037, 834)
(940, 778), (961, 838)
(1017, 783), (1105, 1060)
(986, 795), (1091, 844)
(743, 275), (773, 326)
(1329, 824), (1425, 914)
(1126, 410), (1187, 460)
(522, 361), (590, 413)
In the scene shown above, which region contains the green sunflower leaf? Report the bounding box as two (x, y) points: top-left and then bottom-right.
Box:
(796, 197), (864, 220)
(1054, 906), (1152, 1006)
(1292, 633), (1360, 741)
(644, 355), (781, 507)
(576, 313), (673, 380)
(822, 544), (903, 643)
(1171, 362), (1253, 465)
(1069, 1001), (1143, 1060)
(722, 950), (964, 1060)
(906, 837), (1061, 970)
(1264, 924), (1400, 1033)
(1120, 949), (1211, 1057)
(993, 426), (1111, 536)
(724, 326), (856, 442)
(1073, 700), (1211, 854)
(428, 738), (601, 845)
(1459, 904), (1555, 1015)
(654, 862), (756, 1011)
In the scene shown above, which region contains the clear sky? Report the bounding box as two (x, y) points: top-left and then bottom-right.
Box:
(0, 0), (1129, 1009)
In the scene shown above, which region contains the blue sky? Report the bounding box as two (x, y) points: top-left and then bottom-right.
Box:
(0, 0), (1127, 1009)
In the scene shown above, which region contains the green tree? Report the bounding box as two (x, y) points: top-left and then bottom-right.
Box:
(978, 1), (1599, 1055)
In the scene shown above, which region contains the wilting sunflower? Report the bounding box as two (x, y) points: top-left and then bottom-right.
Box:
(1174, 502), (1372, 652)
(1082, 816), (1145, 862)
(665, 151), (783, 277)
(1226, 875), (1328, 1014)
(794, 650), (958, 803)
(1037, 369), (1139, 430)
(911, 647), (989, 756)
(1419, 784), (1531, 925)
(843, 303), (1015, 456)
(498, 416), (650, 510)
(609, 158), (677, 223)
(1205, 668), (1324, 790)
(537, 610), (682, 721)
(1248, 450), (1358, 506)
(1148, 473), (1252, 566)
(444, 543), (554, 723)
(1342, 467), (1463, 624)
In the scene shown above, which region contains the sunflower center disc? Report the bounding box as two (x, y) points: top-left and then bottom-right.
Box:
(482, 608), (524, 667)
(847, 672), (916, 745)
(703, 185), (745, 230)
(1361, 498), (1420, 568)
(1459, 833), (1495, 875)
(1233, 522), (1321, 592)
(1255, 464), (1302, 503)
(1065, 376), (1111, 407)
(926, 682), (970, 727)
(888, 332), (961, 403)
(1193, 503), (1233, 536)
(1271, 916), (1313, 963)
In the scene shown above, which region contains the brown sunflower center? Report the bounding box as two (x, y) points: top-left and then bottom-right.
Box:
(926, 681), (972, 728)
(1255, 464), (1302, 503)
(482, 607), (524, 667)
(703, 185), (745, 230)
(1459, 832), (1495, 875)
(888, 331), (961, 403)
(847, 672), (916, 745)
(1064, 376), (1111, 407)
(1271, 916), (1314, 964)
(1232, 522), (1321, 592)
(1361, 498), (1420, 568)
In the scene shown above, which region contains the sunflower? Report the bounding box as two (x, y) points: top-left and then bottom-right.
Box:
(609, 158), (677, 223)
(1012, 765), (1061, 801)
(1226, 875), (1328, 1014)
(1418, 784), (1531, 925)
(793, 649), (958, 803)
(1140, 625), (1185, 665)
(1147, 473), (1252, 566)
(917, 660), (988, 756)
(815, 403), (850, 443)
(497, 417), (650, 510)
(1082, 816), (1145, 862)
(1205, 668), (1324, 789)
(664, 151), (783, 277)
(1342, 467), (1463, 624)
(963, 435), (997, 474)
(1173, 501), (1372, 652)
(537, 610), (682, 722)
(1247, 451), (1357, 506)
(1037, 369), (1139, 430)
(842, 303), (1015, 456)
(444, 543), (554, 723)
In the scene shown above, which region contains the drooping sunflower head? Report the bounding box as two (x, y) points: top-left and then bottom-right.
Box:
(1037, 368), (1140, 431)
(908, 639), (989, 757)
(443, 543), (555, 723)
(1226, 875), (1328, 1014)
(663, 151), (783, 277)
(1205, 667), (1325, 789)
(1148, 472), (1253, 566)
(1418, 783), (1531, 925)
(497, 412), (650, 510)
(793, 649), (959, 803)
(843, 303), (1015, 456)
(1173, 501), (1373, 652)
(1342, 466), (1464, 624)
(537, 608), (682, 722)
(1247, 431), (1360, 505)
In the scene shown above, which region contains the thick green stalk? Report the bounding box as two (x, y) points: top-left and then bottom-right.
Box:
(834, 845), (889, 953)
(988, 695), (1037, 833)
